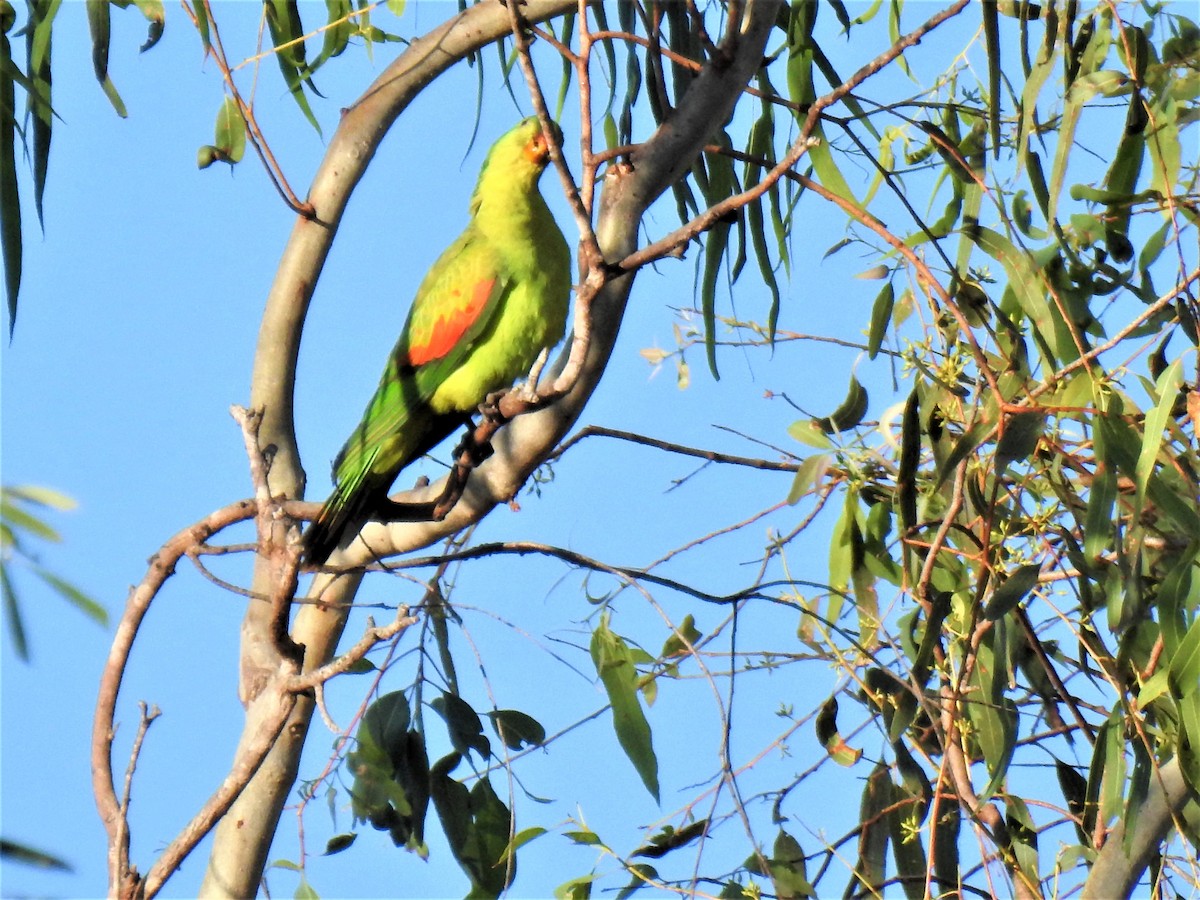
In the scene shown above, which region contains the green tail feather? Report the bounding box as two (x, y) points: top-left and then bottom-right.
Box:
(302, 466), (386, 566)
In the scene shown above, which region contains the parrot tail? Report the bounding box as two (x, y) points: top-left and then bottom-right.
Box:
(302, 469), (386, 566)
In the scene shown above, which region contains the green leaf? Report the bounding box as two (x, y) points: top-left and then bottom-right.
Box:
(1017, 44), (1056, 167)
(888, 784), (927, 900)
(25, 0), (57, 233)
(590, 613), (659, 802)
(764, 829), (813, 899)
(2, 561), (30, 660)
(815, 697), (862, 766)
(349, 691), (431, 853)
(1134, 357), (1183, 508)
(303, 0), (353, 79)
(897, 390), (920, 536)
(486, 709), (546, 750)
(981, 1), (1001, 159)
(431, 692), (490, 759)
(933, 802), (960, 889)
(294, 878), (319, 900)
(787, 419), (833, 450)
(994, 411), (1046, 470)
(892, 738), (932, 824)
(564, 829), (604, 847)
(362, 690), (410, 749)
(984, 564), (1041, 621)
(867, 281), (894, 360)
(555, 875), (596, 900)
(0, 837), (72, 871)
(849, 514), (880, 648)
(499, 826), (546, 864)
(1050, 70), (1129, 224)
(1, 498), (60, 541)
(0, 11), (19, 336)
(1083, 446), (1117, 563)
(1169, 616), (1200, 701)
(86, 0), (127, 117)
(968, 624), (1017, 799)
(131, 0), (164, 53)
(1101, 92), (1147, 260)
(32, 567), (107, 625)
(191, 0), (209, 50)
(695, 138), (736, 381)
(931, 419), (992, 495)
(322, 832), (356, 855)
(849, 762), (891, 896)
(616, 863), (658, 899)
(1055, 758), (1089, 844)
(815, 375), (868, 434)
(1004, 795), (1040, 887)
(263, 0), (322, 134)
(431, 758), (515, 896)
(1146, 92), (1180, 204)
(1098, 709), (1127, 825)
(967, 226), (1061, 364)
(660, 614), (702, 661)
(4, 484), (77, 510)
(785, 0), (818, 108)
(786, 453), (830, 505)
(808, 123), (863, 214)
(211, 96), (246, 166)
(632, 820), (707, 859)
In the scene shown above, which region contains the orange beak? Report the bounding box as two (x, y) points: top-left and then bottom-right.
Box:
(525, 130), (552, 165)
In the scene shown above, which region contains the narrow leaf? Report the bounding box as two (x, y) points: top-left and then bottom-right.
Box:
(1, 562), (30, 660)
(0, 11), (19, 336)
(591, 613), (659, 802)
(1134, 357), (1183, 507)
(33, 567), (107, 625)
(981, 0), (1001, 159)
(984, 564), (1041, 620)
(867, 281), (894, 359)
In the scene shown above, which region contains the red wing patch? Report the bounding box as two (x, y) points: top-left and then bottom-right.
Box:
(405, 277), (497, 366)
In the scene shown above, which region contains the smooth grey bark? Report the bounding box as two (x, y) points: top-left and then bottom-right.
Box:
(1080, 756), (1197, 900)
(200, 2), (782, 897)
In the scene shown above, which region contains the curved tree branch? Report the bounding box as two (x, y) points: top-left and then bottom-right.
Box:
(203, 3), (782, 896)
(1080, 756), (1196, 900)
(204, 2), (596, 896)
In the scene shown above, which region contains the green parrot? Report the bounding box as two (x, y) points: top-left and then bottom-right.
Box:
(303, 117), (571, 565)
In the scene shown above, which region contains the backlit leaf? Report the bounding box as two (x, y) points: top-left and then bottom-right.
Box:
(867, 281), (894, 360)
(1135, 357), (1183, 508)
(815, 697), (862, 766)
(591, 613), (659, 802)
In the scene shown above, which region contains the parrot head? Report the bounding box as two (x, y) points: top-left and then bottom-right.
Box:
(466, 118), (563, 219)
(522, 117), (562, 166)
(472, 117), (562, 204)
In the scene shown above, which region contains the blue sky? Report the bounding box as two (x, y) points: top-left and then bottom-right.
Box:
(0, 2), (1071, 898)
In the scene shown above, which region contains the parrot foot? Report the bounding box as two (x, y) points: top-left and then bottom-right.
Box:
(478, 391), (512, 423)
(512, 379), (543, 406)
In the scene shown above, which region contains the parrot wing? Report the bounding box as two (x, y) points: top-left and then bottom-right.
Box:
(334, 230), (512, 480)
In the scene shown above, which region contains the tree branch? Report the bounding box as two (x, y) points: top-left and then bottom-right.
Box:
(1081, 756), (1197, 900)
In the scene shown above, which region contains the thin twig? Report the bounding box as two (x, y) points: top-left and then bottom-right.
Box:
(551, 423), (802, 471)
(289, 606), (418, 692)
(187, 0), (315, 217)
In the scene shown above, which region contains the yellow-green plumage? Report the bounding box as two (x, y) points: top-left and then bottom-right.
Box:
(303, 118), (571, 564)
